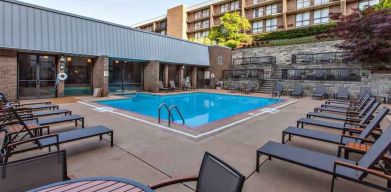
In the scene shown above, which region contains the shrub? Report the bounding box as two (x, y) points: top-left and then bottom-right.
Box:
(253, 23), (335, 41)
(225, 40), (241, 48)
(328, 8), (391, 63)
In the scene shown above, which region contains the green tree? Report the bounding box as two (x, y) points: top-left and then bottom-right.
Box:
(208, 12), (251, 48)
(374, 0), (391, 9)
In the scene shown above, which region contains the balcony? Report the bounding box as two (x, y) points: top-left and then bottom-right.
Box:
(155, 24), (167, 31)
(287, 0), (340, 12)
(291, 52), (356, 65)
(233, 56), (276, 66)
(245, 0), (283, 8)
(223, 69), (265, 80)
(281, 68), (361, 81)
(249, 6), (283, 19)
(187, 26), (210, 33)
(213, 7), (241, 16)
(187, 15), (210, 23)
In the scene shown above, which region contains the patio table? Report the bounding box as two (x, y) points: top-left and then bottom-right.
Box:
(27, 177), (155, 192)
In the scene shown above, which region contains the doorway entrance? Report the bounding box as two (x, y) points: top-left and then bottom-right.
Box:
(18, 54), (57, 100)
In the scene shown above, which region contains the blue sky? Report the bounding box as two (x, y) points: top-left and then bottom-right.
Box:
(18, 0), (205, 26)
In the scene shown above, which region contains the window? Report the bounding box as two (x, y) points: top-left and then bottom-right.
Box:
(296, 12), (310, 27)
(314, 0), (329, 5)
(253, 7), (264, 18)
(202, 20), (210, 28)
(231, 1), (240, 10)
(265, 18), (277, 31)
(195, 11), (202, 19)
(202, 9), (210, 17)
(160, 30), (166, 35)
(266, 4), (278, 15)
(218, 56), (224, 65)
(314, 8), (329, 24)
(221, 3), (229, 13)
(252, 21), (263, 33)
(296, 0), (310, 9)
(195, 21), (202, 30)
(359, 0), (379, 10)
(195, 31), (209, 39)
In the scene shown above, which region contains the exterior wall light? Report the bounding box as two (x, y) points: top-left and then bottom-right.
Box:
(67, 57), (72, 62)
(115, 60), (119, 64)
(87, 59), (92, 63)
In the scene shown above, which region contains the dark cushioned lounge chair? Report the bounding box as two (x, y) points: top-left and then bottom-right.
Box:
(312, 85), (327, 100)
(169, 81), (177, 92)
(271, 83), (283, 97)
(159, 81), (170, 92)
(326, 89), (369, 105)
(256, 125), (391, 192)
(314, 95), (374, 114)
(149, 152), (245, 192)
(296, 106), (385, 131)
(334, 87), (350, 100)
(307, 99), (378, 122)
(282, 108), (389, 149)
(321, 92), (371, 110)
(290, 84), (304, 97)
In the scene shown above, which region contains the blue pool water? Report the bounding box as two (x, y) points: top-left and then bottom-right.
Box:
(97, 93), (282, 128)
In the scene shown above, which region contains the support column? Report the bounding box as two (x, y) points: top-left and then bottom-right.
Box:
(163, 64), (169, 87)
(191, 67), (198, 88)
(340, 0), (347, 15)
(0, 49), (17, 100)
(56, 56), (65, 98)
(178, 65), (184, 88)
(93, 56), (109, 97)
(282, 0), (288, 29)
(143, 60), (160, 92)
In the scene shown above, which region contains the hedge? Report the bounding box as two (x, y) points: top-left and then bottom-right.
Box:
(253, 23), (335, 41)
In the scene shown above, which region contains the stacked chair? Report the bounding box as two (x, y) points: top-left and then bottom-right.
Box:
(255, 89), (391, 191)
(0, 93), (114, 164)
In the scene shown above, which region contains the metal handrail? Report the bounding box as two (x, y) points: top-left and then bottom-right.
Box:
(158, 103), (172, 125)
(169, 105), (185, 126)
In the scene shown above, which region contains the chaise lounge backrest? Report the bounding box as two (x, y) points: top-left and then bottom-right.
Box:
(293, 85), (303, 94)
(274, 83), (283, 93)
(357, 107), (389, 140)
(358, 125), (391, 179)
(0, 150), (67, 192)
(357, 102), (381, 125)
(169, 81), (176, 89)
(314, 85), (325, 95)
(357, 98), (376, 117)
(197, 152), (245, 192)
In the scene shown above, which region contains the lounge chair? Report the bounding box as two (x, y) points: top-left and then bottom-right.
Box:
(169, 81), (177, 92)
(290, 84), (304, 97)
(296, 106), (386, 131)
(2, 106), (113, 154)
(314, 95), (374, 114)
(334, 87), (350, 100)
(0, 92), (52, 106)
(159, 81), (170, 92)
(320, 92), (371, 110)
(282, 108), (389, 150)
(312, 85), (327, 100)
(149, 152), (245, 192)
(256, 126), (391, 192)
(307, 99), (379, 122)
(326, 89), (369, 105)
(243, 82), (256, 94)
(0, 93), (58, 111)
(229, 82), (241, 93)
(271, 83), (283, 97)
(0, 150), (68, 191)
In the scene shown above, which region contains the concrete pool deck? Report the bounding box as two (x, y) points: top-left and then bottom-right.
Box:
(10, 90), (391, 192)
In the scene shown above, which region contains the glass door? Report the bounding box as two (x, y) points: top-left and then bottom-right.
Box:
(18, 54), (57, 99)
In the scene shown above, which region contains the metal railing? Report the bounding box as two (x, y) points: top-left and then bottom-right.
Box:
(281, 68), (361, 81)
(223, 69), (264, 80)
(291, 52), (355, 65)
(158, 103), (185, 127)
(233, 56), (276, 66)
(252, 7), (283, 18)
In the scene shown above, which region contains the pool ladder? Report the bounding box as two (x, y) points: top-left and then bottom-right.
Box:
(158, 103), (185, 127)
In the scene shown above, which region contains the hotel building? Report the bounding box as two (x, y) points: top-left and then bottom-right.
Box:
(133, 0), (379, 40)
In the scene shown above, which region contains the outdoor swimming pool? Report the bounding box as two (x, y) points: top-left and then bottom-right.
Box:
(97, 93), (282, 128)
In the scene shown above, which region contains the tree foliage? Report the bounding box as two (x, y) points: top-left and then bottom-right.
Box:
(327, 8), (391, 64)
(208, 12), (251, 48)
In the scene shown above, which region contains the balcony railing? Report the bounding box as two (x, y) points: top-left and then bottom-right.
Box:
(155, 24), (167, 31)
(281, 68), (361, 81)
(287, 0), (339, 11)
(252, 7), (283, 18)
(233, 56), (276, 66)
(223, 69), (265, 80)
(292, 52), (356, 65)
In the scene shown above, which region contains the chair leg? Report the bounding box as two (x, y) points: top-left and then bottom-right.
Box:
(256, 152), (260, 172)
(110, 132), (114, 147)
